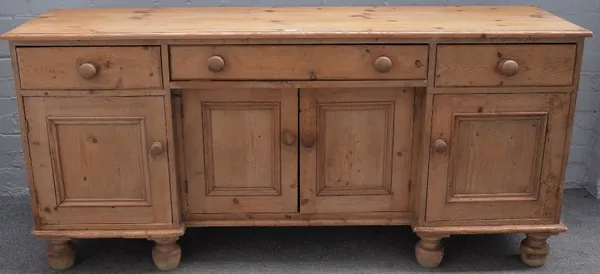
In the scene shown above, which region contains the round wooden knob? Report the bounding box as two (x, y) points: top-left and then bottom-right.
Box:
(497, 59), (519, 76)
(282, 131), (296, 146)
(207, 55), (225, 73)
(434, 139), (448, 153)
(78, 63), (97, 79)
(302, 136), (315, 148)
(374, 56), (393, 73)
(150, 142), (164, 156)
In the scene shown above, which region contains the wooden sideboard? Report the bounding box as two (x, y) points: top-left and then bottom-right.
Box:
(1, 6), (592, 271)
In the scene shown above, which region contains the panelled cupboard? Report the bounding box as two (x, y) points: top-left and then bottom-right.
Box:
(1, 6), (592, 271)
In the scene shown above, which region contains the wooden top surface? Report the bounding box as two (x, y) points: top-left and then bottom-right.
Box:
(1, 6), (592, 41)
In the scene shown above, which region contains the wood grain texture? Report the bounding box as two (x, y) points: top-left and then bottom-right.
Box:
(415, 236), (445, 268)
(39, 223), (175, 230)
(185, 212), (412, 226)
(173, 94), (188, 217)
(8, 37), (582, 46)
(161, 43), (182, 228)
(449, 113), (546, 201)
(431, 87), (572, 94)
(423, 217), (560, 227)
(426, 93), (570, 222)
(520, 233), (551, 267)
(17, 46), (162, 90)
(1, 6), (591, 41)
(414, 40), (439, 226)
(9, 42), (44, 231)
(47, 117), (153, 207)
(20, 90), (165, 97)
(299, 88), (413, 214)
(436, 44), (577, 87)
(34, 228), (185, 240)
(409, 87), (425, 216)
(186, 218), (410, 227)
(554, 39), (586, 223)
(1, 6), (589, 270)
(24, 96), (172, 226)
(170, 80), (428, 89)
(414, 222), (566, 235)
(183, 89), (298, 214)
(170, 45), (428, 80)
(152, 238), (181, 271)
(46, 240), (76, 271)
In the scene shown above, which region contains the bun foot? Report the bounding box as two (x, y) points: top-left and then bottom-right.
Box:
(520, 233), (550, 267)
(415, 236), (444, 268)
(152, 238), (181, 271)
(47, 240), (76, 270)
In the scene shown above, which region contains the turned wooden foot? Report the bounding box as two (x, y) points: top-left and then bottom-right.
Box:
(152, 238), (181, 271)
(415, 236), (444, 268)
(46, 240), (76, 270)
(520, 233), (550, 267)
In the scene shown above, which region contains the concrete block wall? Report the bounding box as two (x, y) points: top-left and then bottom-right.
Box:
(0, 0), (599, 197)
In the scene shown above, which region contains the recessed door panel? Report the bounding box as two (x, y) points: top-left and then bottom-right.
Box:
(183, 89), (298, 213)
(25, 96), (171, 226)
(300, 88), (413, 214)
(426, 93), (570, 222)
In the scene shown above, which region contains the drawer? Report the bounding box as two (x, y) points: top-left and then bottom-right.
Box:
(170, 45), (428, 80)
(435, 44), (577, 87)
(17, 46), (162, 90)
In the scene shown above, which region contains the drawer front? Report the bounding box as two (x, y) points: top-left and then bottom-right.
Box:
(170, 45), (429, 80)
(435, 44), (577, 87)
(17, 46), (162, 90)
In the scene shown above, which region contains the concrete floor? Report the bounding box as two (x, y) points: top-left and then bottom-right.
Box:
(0, 188), (599, 274)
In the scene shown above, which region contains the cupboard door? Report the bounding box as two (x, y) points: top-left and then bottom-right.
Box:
(24, 97), (172, 226)
(299, 88), (413, 213)
(183, 89), (298, 213)
(427, 93), (570, 222)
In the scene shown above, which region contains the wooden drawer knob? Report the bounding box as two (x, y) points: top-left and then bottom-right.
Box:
(302, 136), (315, 148)
(282, 131), (296, 146)
(150, 141), (164, 156)
(374, 56), (393, 73)
(78, 63), (98, 79)
(498, 59), (519, 76)
(434, 139), (448, 153)
(208, 55), (225, 73)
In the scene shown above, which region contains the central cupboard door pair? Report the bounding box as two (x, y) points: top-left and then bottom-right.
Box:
(183, 88), (414, 214)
